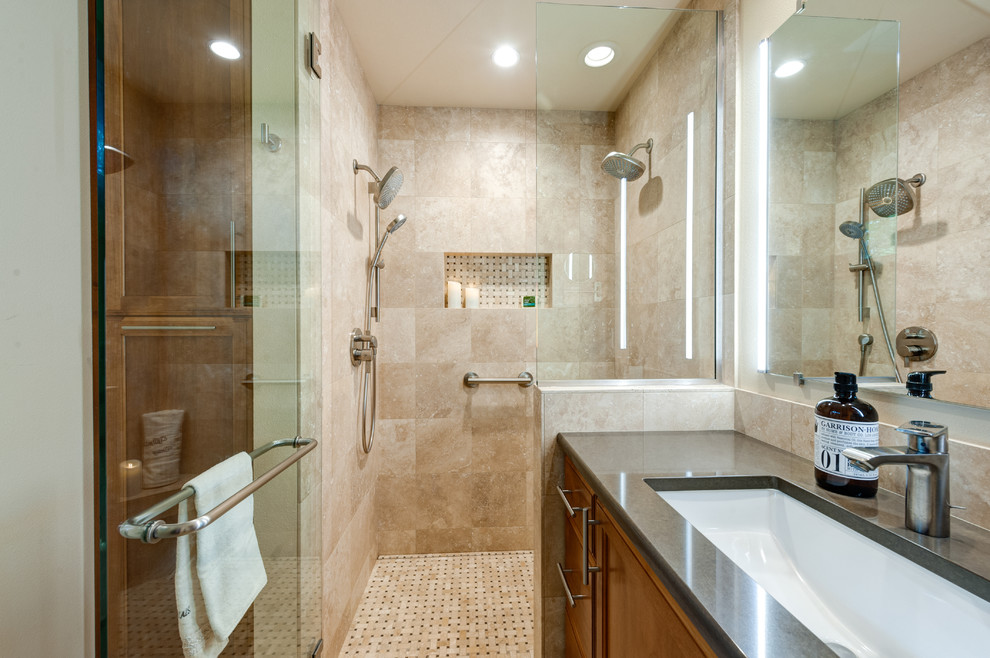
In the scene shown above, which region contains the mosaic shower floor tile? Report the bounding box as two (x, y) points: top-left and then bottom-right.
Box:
(341, 551), (535, 657)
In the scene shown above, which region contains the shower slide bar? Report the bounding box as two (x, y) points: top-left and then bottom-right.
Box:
(119, 437), (317, 544)
(463, 371), (534, 388)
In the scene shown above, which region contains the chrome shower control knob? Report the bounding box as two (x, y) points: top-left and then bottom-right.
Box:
(896, 326), (937, 366)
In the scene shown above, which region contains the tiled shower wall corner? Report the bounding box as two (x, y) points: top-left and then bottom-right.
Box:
(535, 110), (618, 380)
(373, 104), (540, 556)
(614, 9), (720, 380)
(894, 35), (990, 407)
(321, 2), (383, 654)
(372, 105), (623, 556)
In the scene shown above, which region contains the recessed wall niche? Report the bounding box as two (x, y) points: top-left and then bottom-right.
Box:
(444, 253), (551, 308)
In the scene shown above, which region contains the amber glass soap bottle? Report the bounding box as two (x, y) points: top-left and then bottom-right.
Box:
(814, 372), (878, 498)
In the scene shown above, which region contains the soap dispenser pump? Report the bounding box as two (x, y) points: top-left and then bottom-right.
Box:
(814, 372), (879, 498)
(905, 370), (946, 399)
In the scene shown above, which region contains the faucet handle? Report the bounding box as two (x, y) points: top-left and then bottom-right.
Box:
(897, 420), (948, 454)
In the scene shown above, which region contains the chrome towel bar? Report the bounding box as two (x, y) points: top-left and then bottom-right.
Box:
(119, 437), (317, 544)
(463, 371), (534, 388)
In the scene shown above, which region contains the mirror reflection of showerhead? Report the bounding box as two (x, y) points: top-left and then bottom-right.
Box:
(839, 221), (866, 240)
(865, 173), (925, 217)
(601, 138), (654, 181)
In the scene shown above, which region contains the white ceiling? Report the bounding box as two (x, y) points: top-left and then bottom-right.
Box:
(776, 0), (990, 119)
(338, 0), (990, 118)
(335, 0), (686, 111)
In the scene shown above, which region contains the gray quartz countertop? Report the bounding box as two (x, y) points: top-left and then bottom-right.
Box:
(557, 430), (990, 658)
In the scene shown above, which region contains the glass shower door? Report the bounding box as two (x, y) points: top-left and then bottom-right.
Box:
(97, 0), (321, 655)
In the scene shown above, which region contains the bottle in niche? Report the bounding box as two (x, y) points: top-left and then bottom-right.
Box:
(814, 372), (878, 498)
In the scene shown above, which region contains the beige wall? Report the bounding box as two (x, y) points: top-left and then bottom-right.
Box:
(536, 110), (618, 379)
(374, 105), (539, 555)
(320, 1), (382, 654)
(615, 9), (721, 380)
(0, 0), (94, 655)
(896, 36), (990, 407)
(737, 0), (990, 532)
(767, 117), (836, 375)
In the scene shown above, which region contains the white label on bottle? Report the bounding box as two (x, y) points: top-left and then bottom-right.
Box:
(814, 414), (879, 481)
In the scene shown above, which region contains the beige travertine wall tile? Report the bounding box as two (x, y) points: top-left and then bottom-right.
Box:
(321, 3), (385, 653)
(472, 526), (532, 551)
(415, 528), (475, 553)
(374, 106), (543, 558)
(471, 472), (529, 527)
(734, 389), (792, 452)
(643, 389), (734, 431)
(470, 108), (535, 144)
(415, 141), (473, 198)
(378, 363), (417, 419)
(414, 106), (472, 142)
(415, 417), (472, 474)
(416, 472), (474, 530)
(377, 419), (416, 477)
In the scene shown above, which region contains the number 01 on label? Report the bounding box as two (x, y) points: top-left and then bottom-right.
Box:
(813, 414), (879, 481)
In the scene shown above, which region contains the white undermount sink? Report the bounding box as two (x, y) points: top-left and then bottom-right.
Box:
(656, 487), (990, 658)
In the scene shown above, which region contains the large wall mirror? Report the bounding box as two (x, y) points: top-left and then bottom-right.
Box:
(765, 0), (990, 409)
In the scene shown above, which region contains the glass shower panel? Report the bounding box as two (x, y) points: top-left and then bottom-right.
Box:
(99, 0), (321, 655)
(535, 4), (720, 382)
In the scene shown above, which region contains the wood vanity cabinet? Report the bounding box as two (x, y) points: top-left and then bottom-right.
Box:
(562, 456), (715, 658)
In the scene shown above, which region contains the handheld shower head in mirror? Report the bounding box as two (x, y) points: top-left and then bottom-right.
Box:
(865, 174), (925, 217)
(839, 220), (866, 240)
(601, 138), (654, 181)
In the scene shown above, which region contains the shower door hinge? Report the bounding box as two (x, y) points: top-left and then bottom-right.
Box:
(308, 32), (323, 79)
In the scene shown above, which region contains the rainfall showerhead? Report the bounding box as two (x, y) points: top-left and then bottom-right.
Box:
(376, 166), (403, 209)
(865, 174), (925, 217)
(839, 220), (866, 240)
(601, 139), (653, 181)
(353, 160), (405, 209)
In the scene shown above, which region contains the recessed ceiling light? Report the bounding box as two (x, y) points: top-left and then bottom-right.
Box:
(774, 59), (804, 78)
(583, 43), (616, 68)
(209, 40), (241, 60)
(492, 45), (520, 68)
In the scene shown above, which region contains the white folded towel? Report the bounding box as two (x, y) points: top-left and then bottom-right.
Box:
(175, 452), (267, 658)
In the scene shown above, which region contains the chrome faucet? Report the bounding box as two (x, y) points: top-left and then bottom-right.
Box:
(841, 421), (953, 538)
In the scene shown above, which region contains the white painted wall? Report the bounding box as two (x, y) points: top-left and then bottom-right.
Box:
(0, 1), (94, 656)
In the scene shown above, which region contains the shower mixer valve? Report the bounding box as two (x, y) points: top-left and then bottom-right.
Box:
(896, 326), (937, 367)
(350, 329), (377, 365)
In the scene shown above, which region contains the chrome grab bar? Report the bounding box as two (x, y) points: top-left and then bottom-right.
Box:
(463, 371), (534, 388)
(119, 437), (317, 544)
